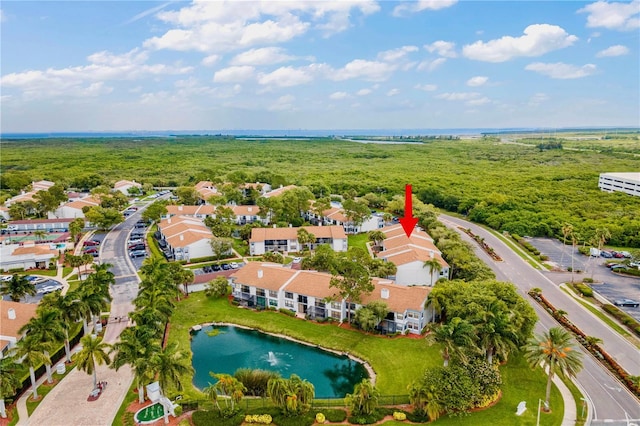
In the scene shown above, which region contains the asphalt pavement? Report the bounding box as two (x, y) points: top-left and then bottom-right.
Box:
(439, 214), (640, 424)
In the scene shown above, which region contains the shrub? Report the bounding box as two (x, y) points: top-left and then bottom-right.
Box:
(393, 411), (407, 421)
(192, 410), (244, 426)
(278, 308), (296, 317)
(205, 276), (231, 298)
(315, 412), (326, 423)
(234, 368), (280, 397)
(244, 414), (273, 424)
(173, 405), (183, 417)
(320, 409), (346, 422)
(347, 410), (385, 425)
(573, 283), (593, 297)
(582, 277), (594, 283)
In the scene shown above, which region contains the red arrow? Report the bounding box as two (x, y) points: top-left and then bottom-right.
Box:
(399, 184), (418, 238)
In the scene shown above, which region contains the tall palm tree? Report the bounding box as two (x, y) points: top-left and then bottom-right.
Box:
(77, 289), (108, 334)
(111, 326), (161, 403)
(40, 292), (84, 363)
(423, 258), (443, 285)
(523, 327), (584, 411)
(19, 308), (66, 383)
(206, 373), (246, 413)
(266, 374), (314, 415)
(13, 336), (51, 400)
(367, 230), (386, 248)
(33, 230), (47, 242)
(407, 380), (442, 421)
(1, 274), (36, 302)
(346, 378), (379, 416)
(74, 335), (111, 389)
(474, 301), (519, 364)
(150, 342), (193, 396)
(0, 355), (22, 418)
(426, 317), (477, 367)
(559, 223), (573, 267)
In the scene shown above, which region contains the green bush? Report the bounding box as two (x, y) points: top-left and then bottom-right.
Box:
(347, 410), (385, 425)
(573, 283), (593, 297)
(582, 277), (594, 283)
(192, 410), (244, 426)
(319, 409), (347, 422)
(278, 308), (296, 317)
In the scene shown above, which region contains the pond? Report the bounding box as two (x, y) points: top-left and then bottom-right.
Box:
(190, 325), (369, 398)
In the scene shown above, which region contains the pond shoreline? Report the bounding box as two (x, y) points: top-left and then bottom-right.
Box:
(191, 322), (377, 386)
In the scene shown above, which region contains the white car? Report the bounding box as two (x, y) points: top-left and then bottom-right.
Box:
(37, 284), (63, 294)
(229, 262), (239, 269)
(0, 275), (12, 282)
(128, 238), (143, 244)
(292, 257), (302, 264)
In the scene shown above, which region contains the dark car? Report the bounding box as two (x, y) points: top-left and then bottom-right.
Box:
(84, 247), (99, 254)
(221, 264), (230, 270)
(128, 243), (146, 251)
(157, 240), (167, 249)
(134, 222), (147, 229)
(600, 251), (613, 258)
(613, 299), (639, 308)
(203, 266), (212, 273)
(212, 264), (221, 271)
(83, 240), (100, 246)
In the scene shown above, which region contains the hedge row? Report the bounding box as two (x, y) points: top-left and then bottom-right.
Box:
(572, 282), (593, 297)
(602, 304), (640, 337)
(510, 234), (540, 256)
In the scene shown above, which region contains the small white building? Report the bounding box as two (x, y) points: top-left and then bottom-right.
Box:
(376, 224), (450, 286)
(0, 243), (59, 272)
(7, 218), (74, 232)
(305, 202), (383, 234)
(598, 172), (640, 197)
(249, 225), (347, 256)
(51, 196), (100, 219)
(157, 216), (215, 262)
(113, 180), (142, 195)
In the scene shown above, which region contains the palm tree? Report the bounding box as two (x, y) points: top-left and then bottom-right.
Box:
(266, 374), (314, 415)
(111, 326), (161, 403)
(14, 336), (51, 400)
(346, 378), (379, 416)
(77, 288), (108, 335)
(426, 317), (477, 367)
(149, 342), (193, 396)
(206, 373), (246, 413)
(367, 230), (386, 249)
(40, 292), (84, 363)
(559, 223), (573, 267)
(74, 335), (111, 389)
(407, 380), (442, 421)
(1, 274), (36, 302)
(423, 258), (443, 285)
(474, 301), (519, 364)
(523, 327), (583, 411)
(19, 308), (66, 383)
(33, 230), (47, 242)
(0, 355), (22, 418)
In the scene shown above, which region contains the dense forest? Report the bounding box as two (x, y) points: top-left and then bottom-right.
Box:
(1, 135), (639, 247)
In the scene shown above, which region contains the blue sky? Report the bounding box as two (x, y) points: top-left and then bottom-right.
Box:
(1, 0), (639, 132)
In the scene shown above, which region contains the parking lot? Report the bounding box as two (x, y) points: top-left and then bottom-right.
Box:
(1, 275), (65, 303)
(528, 238), (640, 321)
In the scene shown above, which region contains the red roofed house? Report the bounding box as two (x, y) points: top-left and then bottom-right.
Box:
(1, 243), (58, 272)
(0, 300), (38, 359)
(165, 204), (267, 225)
(249, 225), (347, 256)
(230, 262), (433, 334)
(376, 224), (450, 286)
(194, 181), (221, 204)
(113, 180), (142, 195)
(51, 196), (100, 219)
(157, 215), (216, 262)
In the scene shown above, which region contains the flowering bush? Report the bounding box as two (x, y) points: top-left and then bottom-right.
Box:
(244, 414), (273, 424)
(393, 411), (407, 421)
(316, 412), (326, 423)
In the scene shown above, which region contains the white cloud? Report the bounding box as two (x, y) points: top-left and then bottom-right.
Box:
(230, 47), (295, 66)
(144, 1), (379, 53)
(462, 24), (578, 62)
(258, 66), (315, 87)
(387, 88), (400, 96)
(596, 44), (629, 57)
(377, 45), (419, 62)
(414, 83), (438, 91)
(393, 0), (457, 17)
(213, 66), (255, 83)
(424, 40), (457, 58)
(435, 92), (481, 101)
(525, 62), (597, 79)
(467, 76), (488, 87)
(528, 92), (549, 106)
(416, 58), (446, 71)
(268, 94), (296, 111)
(356, 88), (372, 96)
(123, 2), (172, 25)
(331, 59), (396, 82)
(329, 91), (349, 100)
(201, 54), (220, 66)
(1, 48), (192, 100)
(578, 0), (640, 31)
(466, 97), (490, 106)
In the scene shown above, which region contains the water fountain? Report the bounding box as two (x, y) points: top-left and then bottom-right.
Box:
(267, 351), (278, 366)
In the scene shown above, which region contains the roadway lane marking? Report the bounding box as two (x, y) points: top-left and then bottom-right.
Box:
(114, 274), (138, 279)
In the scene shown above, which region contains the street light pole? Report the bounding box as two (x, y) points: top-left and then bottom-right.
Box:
(537, 399), (541, 426)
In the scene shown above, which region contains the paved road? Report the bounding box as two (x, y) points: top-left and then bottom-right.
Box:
(439, 214), (640, 424)
(26, 207), (150, 426)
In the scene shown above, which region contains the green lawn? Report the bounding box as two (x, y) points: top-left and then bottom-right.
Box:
(348, 233), (369, 251)
(232, 237), (249, 257)
(167, 296), (566, 425)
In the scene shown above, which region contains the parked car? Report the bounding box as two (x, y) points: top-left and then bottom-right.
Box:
(129, 250), (147, 258)
(83, 240), (100, 247)
(221, 264), (230, 270)
(600, 251), (613, 258)
(157, 240), (167, 249)
(613, 252), (625, 259)
(613, 299), (639, 308)
(84, 247), (99, 254)
(134, 222), (147, 229)
(128, 238), (143, 244)
(619, 251), (632, 258)
(0, 275), (12, 282)
(128, 243), (146, 251)
(292, 257), (302, 264)
(229, 262), (239, 269)
(611, 264), (628, 271)
(37, 284), (63, 294)
(212, 264), (221, 271)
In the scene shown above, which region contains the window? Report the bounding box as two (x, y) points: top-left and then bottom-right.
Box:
(407, 311), (419, 319)
(285, 292), (293, 299)
(298, 295), (308, 304)
(407, 322), (419, 331)
(269, 299), (278, 307)
(331, 311), (341, 320)
(284, 300), (294, 308)
(241, 285), (250, 293)
(269, 290), (278, 298)
(256, 288), (265, 297)
(331, 302), (341, 310)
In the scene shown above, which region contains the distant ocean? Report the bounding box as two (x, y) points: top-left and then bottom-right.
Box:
(1, 127), (637, 139)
